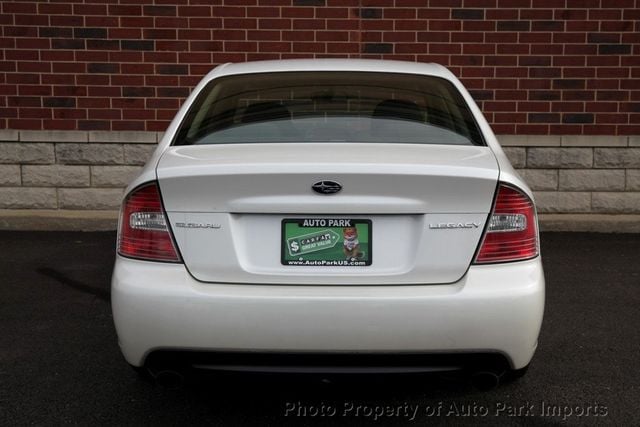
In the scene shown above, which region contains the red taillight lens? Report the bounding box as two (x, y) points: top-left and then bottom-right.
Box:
(117, 182), (181, 262)
(474, 184), (539, 264)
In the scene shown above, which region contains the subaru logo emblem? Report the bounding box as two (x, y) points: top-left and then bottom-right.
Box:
(312, 180), (342, 195)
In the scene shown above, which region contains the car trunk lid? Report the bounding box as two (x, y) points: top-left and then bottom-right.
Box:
(156, 143), (499, 284)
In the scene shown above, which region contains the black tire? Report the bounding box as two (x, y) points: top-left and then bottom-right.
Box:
(503, 365), (529, 383)
(129, 364), (154, 382)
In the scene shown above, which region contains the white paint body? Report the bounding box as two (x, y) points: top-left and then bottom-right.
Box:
(111, 59), (544, 370)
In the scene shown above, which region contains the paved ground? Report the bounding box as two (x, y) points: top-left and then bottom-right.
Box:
(0, 231), (638, 426)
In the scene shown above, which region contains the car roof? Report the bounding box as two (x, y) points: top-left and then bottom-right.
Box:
(206, 59), (455, 81)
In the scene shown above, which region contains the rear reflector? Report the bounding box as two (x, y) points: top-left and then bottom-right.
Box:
(117, 182), (181, 262)
(474, 184), (539, 264)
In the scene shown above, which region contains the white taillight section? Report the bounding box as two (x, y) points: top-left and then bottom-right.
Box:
(117, 182), (181, 262)
(474, 184), (539, 264)
(488, 213), (527, 232)
(129, 212), (168, 231)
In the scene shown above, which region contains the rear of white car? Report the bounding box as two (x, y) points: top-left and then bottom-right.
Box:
(111, 59), (544, 381)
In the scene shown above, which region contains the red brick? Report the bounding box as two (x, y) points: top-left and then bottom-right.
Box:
(496, 67), (527, 77)
(596, 68), (629, 78)
(54, 86), (86, 97)
(120, 17), (154, 28)
(516, 124), (549, 134)
(588, 9), (621, 20)
(463, 21), (495, 32)
(86, 17), (119, 27)
(382, 32), (415, 43)
(292, 42), (326, 53)
(361, 19), (394, 31)
(383, 9), (416, 19)
(495, 112), (527, 122)
(451, 32), (483, 43)
(463, 44), (495, 55)
(316, 8), (350, 19)
(417, 31), (449, 43)
(159, 16), (190, 29)
(17, 85), (51, 96)
(417, 9), (451, 20)
(484, 101), (517, 111)
(259, 41), (292, 52)
(395, 43), (429, 54)
(212, 29), (246, 40)
(248, 30), (282, 41)
(18, 62), (51, 73)
(44, 119), (76, 130)
(88, 109), (121, 120)
(530, 44), (562, 55)
(497, 44), (528, 54)
(213, 7), (247, 18)
(78, 98), (110, 108)
(178, 29), (212, 40)
(21, 108), (52, 119)
(156, 41), (189, 51)
(293, 19), (326, 30)
(486, 9), (518, 20)
(53, 109), (86, 119)
(429, 20), (461, 31)
(585, 102), (618, 113)
(224, 41), (258, 52)
(109, 5), (143, 16)
(178, 6), (211, 17)
(327, 42), (359, 53)
(326, 19), (358, 30)
(450, 55), (483, 66)
(41, 74), (74, 85)
(565, 21), (598, 32)
(113, 121), (145, 131)
(4, 26), (38, 37)
(224, 18), (258, 29)
(73, 4), (108, 16)
(112, 75), (145, 86)
(520, 9), (553, 20)
(38, 3), (72, 15)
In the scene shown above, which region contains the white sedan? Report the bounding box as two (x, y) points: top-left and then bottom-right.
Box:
(111, 59), (544, 387)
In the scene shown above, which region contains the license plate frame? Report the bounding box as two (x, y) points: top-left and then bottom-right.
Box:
(281, 218), (372, 267)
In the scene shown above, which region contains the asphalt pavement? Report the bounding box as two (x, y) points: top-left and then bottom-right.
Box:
(0, 231), (638, 426)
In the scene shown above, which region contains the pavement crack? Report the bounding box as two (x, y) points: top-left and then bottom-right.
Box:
(36, 267), (110, 302)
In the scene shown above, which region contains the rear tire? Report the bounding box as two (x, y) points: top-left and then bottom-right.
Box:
(129, 364), (154, 382)
(503, 365), (529, 383)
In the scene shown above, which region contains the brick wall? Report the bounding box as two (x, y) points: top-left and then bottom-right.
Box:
(1, 1), (639, 226)
(0, 0), (639, 134)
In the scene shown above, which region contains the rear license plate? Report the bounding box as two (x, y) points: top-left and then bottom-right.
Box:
(281, 218), (372, 266)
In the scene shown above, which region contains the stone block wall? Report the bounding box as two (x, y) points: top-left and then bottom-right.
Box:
(501, 135), (640, 214)
(0, 130), (156, 210)
(1, 130), (638, 215)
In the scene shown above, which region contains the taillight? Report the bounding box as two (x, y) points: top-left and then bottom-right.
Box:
(117, 182), (181, 262)
(474, 183), (539, 264)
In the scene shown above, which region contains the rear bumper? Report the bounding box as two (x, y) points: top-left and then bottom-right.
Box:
(111, 256), (544, 370)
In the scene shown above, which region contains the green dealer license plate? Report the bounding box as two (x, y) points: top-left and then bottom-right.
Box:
(281, 218), (372, 267)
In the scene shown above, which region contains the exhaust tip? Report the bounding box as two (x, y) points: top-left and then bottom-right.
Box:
(471, 371), (501, 390)
(154, 370), (185, 389)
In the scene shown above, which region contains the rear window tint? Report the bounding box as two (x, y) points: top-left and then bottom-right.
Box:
(173, 72), (484, 146)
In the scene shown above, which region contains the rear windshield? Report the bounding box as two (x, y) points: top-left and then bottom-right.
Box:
(173, 72), (484, 146)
